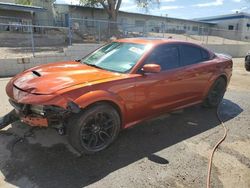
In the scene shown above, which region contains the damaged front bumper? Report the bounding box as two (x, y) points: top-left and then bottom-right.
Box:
(3, 82), (81, 131)
(8, 99), (76, 129)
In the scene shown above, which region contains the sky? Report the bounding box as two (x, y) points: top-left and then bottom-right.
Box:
(56, 0), (249, 19)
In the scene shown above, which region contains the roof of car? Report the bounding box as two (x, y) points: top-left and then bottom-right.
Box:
(115, 38), (190, 45)
(115, 38), (213, 55)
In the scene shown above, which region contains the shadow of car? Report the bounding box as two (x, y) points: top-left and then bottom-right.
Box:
(0, 99), (242, 188)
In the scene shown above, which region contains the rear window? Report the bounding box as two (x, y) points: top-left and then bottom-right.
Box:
(180, 45), (203, 66)
(201, 49), (210, 60)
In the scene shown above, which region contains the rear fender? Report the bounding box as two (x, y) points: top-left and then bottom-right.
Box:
(202, 73), (228, 100)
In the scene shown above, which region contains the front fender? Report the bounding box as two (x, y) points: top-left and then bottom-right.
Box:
(74, 90), (126, 124)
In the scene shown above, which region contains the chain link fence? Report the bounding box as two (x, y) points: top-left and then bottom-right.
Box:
(69, 18), (249, 44)
(0, 17), (249, 58)
(0, 23), (69, 58)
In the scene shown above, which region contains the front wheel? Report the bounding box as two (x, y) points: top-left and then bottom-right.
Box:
(67, 103), (121, 154)
(203, 77), (227, 108)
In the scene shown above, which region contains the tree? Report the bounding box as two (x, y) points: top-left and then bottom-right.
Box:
(15, 0), (32, 5)
(79, 0), (159, 21)
(80, 0), (121, 21)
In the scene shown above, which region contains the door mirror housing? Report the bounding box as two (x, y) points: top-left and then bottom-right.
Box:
(141, 64), (161, 73)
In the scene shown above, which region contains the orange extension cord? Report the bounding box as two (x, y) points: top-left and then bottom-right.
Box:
(206, 104), (228, 188)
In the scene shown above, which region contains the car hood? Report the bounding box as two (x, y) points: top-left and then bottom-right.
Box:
(12, 61), (120, 95)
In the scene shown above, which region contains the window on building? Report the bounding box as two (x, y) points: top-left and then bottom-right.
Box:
(203, 28), (209, 33)
(192, 26), (198, 31)
(120, 18), (127, 24)
(135, 20), (145, 27)
(149, 21), (155, 26)
(246, 23), (250, 31)
(228, 25), (234, 30)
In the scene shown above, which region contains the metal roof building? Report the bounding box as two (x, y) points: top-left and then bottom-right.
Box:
(196, 12), (250, 40)
(197, 12), (250, 23)
(0, 1), (56, 26)
(0, 2), (46, 26)
(53, 4), (215, 34)
(0, 2), (46, 12)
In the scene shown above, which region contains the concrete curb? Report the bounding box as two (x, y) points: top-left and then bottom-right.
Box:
(0, 43), (102, 77)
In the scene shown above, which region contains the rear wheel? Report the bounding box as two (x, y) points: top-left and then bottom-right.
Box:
(203, 77), (226, 108)
(245, 65), (250, 71)
(245, 55), (250, 71)
(67, 103), (120, 154)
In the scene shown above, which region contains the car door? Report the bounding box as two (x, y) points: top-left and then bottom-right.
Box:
(178, 44), (213, 102)
(135, 44), (187, 120)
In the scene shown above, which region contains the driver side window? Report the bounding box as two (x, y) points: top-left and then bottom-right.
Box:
(144, 45), (180, 71)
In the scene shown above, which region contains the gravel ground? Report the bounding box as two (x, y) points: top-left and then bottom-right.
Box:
(0, 47), (65, 59)
(0, 58), (249, 188)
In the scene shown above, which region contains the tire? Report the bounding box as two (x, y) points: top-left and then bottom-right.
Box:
(203, 77), (227, 108)
(245, 65), (250, 72)
(67, 103), (121, 154)
(244, 56), (250, 71)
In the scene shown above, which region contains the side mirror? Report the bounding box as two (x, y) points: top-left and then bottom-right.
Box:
(141, 64), (161, 73)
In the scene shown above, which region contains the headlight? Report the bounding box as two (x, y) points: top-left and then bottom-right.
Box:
(30, 105), (44, 115)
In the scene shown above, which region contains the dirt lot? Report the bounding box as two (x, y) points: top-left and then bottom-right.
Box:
(0, 47), (65, 59)
(0, 58), (249, 188)
(148, 33), (250, 45)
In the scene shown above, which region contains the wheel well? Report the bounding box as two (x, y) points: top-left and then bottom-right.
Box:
(81, 100), (122, 123)
(218, 75), (227, 84)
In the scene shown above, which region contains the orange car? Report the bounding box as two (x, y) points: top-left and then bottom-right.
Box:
(0, 38), (233, 154)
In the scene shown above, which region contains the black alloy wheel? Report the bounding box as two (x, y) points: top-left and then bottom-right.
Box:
(67, 103), (120, 154)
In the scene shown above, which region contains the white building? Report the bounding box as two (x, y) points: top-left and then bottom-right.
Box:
(197, 12), (250, 41)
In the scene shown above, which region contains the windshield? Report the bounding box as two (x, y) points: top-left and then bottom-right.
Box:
(81, 42), (147, 73)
